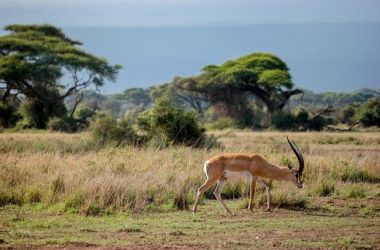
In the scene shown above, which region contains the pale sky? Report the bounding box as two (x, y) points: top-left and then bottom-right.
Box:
(1, 0), (380, 27)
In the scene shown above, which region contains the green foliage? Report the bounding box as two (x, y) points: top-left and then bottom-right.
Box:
(0, 101), (21, 128)
(271, 111), (297, 130)
(0, 24), (121, 129)
(294, 108), (309, 125)
(123, 88), (151, 107)
(174, 52), (301, 117)
(290, 88), (379, 109)
(271, 108), (329, 131)
(338, 105), (357, 125)
(91, 114), (143, 146)
(138, 99), (206, 147)
(48, 106), (94, 132)
(47, 117), (77, 132)
(18, 94), (67, 129)
(204, 117), (240, 130)
(307, 115), (327, 131)
(258, 69), (292, 88)
(355, 98), (380, 127)
(123, 105), (146, 125)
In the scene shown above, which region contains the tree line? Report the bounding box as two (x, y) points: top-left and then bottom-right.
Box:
(1, 24), (379, 141)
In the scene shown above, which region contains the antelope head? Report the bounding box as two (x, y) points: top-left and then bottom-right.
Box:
(286, 137), (305, 188)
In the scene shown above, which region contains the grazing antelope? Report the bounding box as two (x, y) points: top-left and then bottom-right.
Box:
(193, 137), (304, 214)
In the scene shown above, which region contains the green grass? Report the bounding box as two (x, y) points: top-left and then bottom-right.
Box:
(0, 200), (378, 249)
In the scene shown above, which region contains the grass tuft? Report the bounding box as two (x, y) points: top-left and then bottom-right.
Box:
(342, 185), (367, 199)
(311, 181), (336, 197)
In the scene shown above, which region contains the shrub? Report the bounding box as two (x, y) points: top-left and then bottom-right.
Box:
(91, 115), (143, 146)
(355, 98), (380, 127)
(308, 115), (327, 131)
(338, 105), (357, 125)
(294, 108), (309, 125)
(271, 111), (297, 130)
(138, 99), (207, 147)
(204, 117), (240, 130)
(48, 117), (78, 132)
(18, 95), (67, 129)
(0, 101), (21, 128)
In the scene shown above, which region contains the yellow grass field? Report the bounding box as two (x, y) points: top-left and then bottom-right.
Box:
(0, 131), (379, 249)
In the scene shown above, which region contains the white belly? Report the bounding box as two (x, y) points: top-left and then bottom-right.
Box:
(223, 170), (253, 181)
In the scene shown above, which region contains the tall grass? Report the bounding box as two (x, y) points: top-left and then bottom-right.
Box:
(0, 131), (379, 213)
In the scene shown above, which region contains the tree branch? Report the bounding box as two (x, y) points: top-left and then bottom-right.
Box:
(69, 92), (84, 118)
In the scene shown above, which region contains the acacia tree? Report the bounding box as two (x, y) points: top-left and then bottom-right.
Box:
(174, 53), (302, 117)
(0, 24), (121, 128)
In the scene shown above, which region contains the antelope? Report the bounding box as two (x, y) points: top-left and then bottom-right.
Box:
(193, 137), (304, 214)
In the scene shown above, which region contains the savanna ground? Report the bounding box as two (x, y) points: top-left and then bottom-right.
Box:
(0, 131), (379, 249)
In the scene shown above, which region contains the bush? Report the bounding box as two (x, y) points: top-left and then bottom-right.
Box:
(138, 99), (207, 147)
(204, 117), (240, 130)
(294, 108), (309, 125)
(18, 94), (67, 129)
(355, 98), (380, 127)
(91, 115), (143, 146)
(0, 101), (21, 128)
(271, 111), (297, 130)
(338, 105), (357, 125)
(48, 117), (78, 132)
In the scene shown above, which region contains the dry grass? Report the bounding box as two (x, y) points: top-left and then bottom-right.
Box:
(0, 131), (379, 214)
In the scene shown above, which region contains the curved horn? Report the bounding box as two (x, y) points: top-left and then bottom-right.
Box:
(286, 136), (304, 176)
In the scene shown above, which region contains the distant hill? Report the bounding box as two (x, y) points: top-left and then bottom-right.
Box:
(289, 88), (379, 109)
